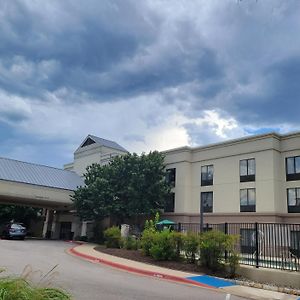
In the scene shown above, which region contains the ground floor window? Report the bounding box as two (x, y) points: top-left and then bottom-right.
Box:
(164, 193), (175, 213)
(240, 188), (256, 212)
(201, 191), (213, 213)
(287, 188), (300, 213)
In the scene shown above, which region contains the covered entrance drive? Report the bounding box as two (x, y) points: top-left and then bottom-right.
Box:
(60, 222), (72, 240)
(0, 157), (84, 239)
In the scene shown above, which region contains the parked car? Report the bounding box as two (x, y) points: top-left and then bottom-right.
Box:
(1, 223), (27, 240)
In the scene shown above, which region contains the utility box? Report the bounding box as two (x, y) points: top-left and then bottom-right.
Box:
(121, 224), (130, 238)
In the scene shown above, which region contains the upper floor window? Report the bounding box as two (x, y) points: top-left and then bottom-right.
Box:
(240, 188), (256, 212)
(201, 191), (213, 213)
(287, 188), (300, 213)
(286, 156), (300, 181)
(201, 165), (214, 186)
(166, 168), (176, 187)
(164, 193), (175, 213)
(240, 158), (255, 182)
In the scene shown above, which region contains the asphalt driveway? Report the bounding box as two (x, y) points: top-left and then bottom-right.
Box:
(0, 240), (246, 300)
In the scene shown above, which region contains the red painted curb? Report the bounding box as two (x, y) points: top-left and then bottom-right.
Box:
(69, 245), (212, 289)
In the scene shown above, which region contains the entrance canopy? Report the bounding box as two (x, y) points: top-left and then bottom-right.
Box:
(0, 157), (83, 209)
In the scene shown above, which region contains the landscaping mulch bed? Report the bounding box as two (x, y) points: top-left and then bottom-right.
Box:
(94, 246), (226, 277)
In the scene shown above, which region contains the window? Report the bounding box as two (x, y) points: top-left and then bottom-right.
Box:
(164, 193), (175, 213)
(287, 188), (300, 213)
(201, 192), (213, 213)
(286, 156), (300, 181)
(201, 165), (214, 186)
(240, 188), (256, 212)
(166, 168), (176, 187)
(240, 159), (255, 182)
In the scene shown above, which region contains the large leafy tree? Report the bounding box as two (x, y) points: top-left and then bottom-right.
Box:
(72, 151), (170, 224)
(0, 205), (41, 226)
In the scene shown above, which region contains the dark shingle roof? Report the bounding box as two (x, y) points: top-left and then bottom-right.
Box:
(0, 157), (83, 191)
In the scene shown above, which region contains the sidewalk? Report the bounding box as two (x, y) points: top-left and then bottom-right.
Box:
(67, 243), (299, 300)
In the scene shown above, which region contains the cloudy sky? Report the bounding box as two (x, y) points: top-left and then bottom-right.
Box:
(0, 0), (300, 167)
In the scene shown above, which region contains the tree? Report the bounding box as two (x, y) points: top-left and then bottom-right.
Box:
(72, 151), (170, 224)
(0, 205), (42, 226)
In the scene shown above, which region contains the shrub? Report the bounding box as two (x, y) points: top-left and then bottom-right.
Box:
(228, 251), (240, 278)
(141, 214), (160, 255)
(0, 277), (71, 300)
(148, 230), (181, 261)
(172, 231), (184, 260)
(144, 212), (160, 231)
(182, 232), (199, 263)
(123, 235), (139, 250)
(141, 228), (156, 256)
(199, 230), (237, 271)
(103, 226), (121, 248)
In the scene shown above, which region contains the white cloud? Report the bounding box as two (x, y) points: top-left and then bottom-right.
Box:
(0, 91), (32, 124)
(4, 94), (251, 156)
(0, 0), (300, 167)
(10, 95), (189, 153)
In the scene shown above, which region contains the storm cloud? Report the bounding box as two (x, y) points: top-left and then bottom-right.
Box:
(0, 0), (300, 166)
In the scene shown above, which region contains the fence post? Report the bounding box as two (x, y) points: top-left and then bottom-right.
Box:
(175, 223), (182, 258)
(178, 222), (181, 232)
(255, 222), (259, 268)
(224, 222), (228, 262)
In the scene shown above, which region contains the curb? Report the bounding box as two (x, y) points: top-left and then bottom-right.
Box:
(68, 245), (213, 289)
(233, 279), (300, 297)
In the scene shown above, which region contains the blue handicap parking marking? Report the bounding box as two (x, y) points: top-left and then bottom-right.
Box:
(187, 275), (236, 288)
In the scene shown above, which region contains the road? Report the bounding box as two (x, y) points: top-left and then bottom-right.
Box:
(0, 240), (246, 300)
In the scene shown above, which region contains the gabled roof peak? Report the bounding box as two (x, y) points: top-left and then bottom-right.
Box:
(78, 135), (127, 152)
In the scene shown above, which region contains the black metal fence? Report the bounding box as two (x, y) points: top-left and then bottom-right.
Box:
(174, 222), (300, 272)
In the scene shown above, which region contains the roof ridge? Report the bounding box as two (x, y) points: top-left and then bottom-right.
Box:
(162, 131), (283, 153)
(0, 156), (76, 174)
(85, 134), (127, 152)
(88, 134), (120, 144)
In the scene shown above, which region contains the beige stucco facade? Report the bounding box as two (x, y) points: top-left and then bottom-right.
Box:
(163, 132), (300, 224)
(1, 132), (300, 240)
(64, 139), (127, 176)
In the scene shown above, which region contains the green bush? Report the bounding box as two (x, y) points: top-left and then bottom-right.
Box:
(0, 277), (71, 300)
(183, 232), (199, 263)
(148, 230), (182, 261)
(141, 228), (156, 256)
(228, 251), (240, 278)
(199, 230), (237, 271)
(144, 212), (160, 231)
(103, 226), (121, 248)
(172, 231), (184, 260)
(123, 235), (139, 250)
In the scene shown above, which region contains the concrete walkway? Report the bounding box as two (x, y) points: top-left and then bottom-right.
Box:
(68, 243), (299, 300)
